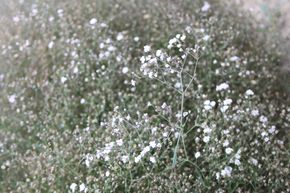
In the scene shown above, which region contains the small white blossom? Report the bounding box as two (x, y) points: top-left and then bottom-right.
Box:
(70, 183), (77, 192)
(149, 141), (157, 148)
(245, 89), (254, 96)
(223, 140), (229, 147)
(79, 183), (86, 192)
(122, 67), (129, 74)
(195, 152), (201, 159)
(221, 166), (232, 177)
(216, 82), (229, 91)
(203, 136), (210, 143)
(61, 76), (67, 83)
(230, 56), (240, 62)
(149, 156), (156, 164)
(89, 18), (97, 25)
(251, 109), (259, 117)
(48, 41), (54, 49)
(225, 147), (233, 155)
(116, 33), (124, 41)
(80, 98), (86, 104)
(8, 94), (16, 104)
(201, 1), (211, 12)
(144, 45), (151, 52)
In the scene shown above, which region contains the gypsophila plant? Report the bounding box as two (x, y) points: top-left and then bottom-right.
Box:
(0, 0), (289, 192)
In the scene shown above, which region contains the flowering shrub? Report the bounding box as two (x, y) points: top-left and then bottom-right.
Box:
(0, 0), (289, 192)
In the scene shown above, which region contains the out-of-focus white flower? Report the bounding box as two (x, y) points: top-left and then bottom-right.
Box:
(216, 82), (229, 91)
(116, 139), (123, 146)
(223, 98), (233, 106)
(80, 98), (86, 104)
(195, 152), (201, 159)
(230, 56), (240, 62)
(134, 37), (140, 42)
(201, 1), (211, 12)
(61, 76), (67, 83)
(149, 141), (157, 148)
(144, 45), (151, 52)
(156, 50), (162, 57)
(89, 18), (97, 25)
(221, 166), (232, 177)
(116, 33), (124, 41)
(79, 183), (86, 192)
(149, 156), (156, 163)
(13, 16), (20, 23)
(48, 41), (54, 49)
(203, 136), (210, 143)
(225, 147), (233, 155)
(223, 140), (229, 147)
(251, 109), (259, 117)
(259, 115), (268, 123)
(70, 183), (77, 192)
(250, 158), (258, 166)
(122, 67), (129, 74)
(8, 94), (16, 104)
(203, 35), (210, 41)
(121, 155), (129, 163)
(134, 155), (142, 163)
(245, 89), (254, 96)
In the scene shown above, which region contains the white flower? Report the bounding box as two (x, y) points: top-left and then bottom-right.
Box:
(234, 159), (241, 166)
(223, 98), (233, 106)
(216, 82), (229, 91)
(203, 35), (210, 41)
(149, 141), (157, 148)
(89, 18), (97, 25)
(203, 136), (210, 143)
(225, 147), (233, 155)
(13, 16), (20, 23)
(195, 152), (201, 159)
(201, 1), (211, 12)
(79, 183), (86, 192)
(105, 171), (110, 177)
(203, 100), (215, 110)
(251, 109), (259, 117)
(134, 37), (140, 42)
(259, 115), (268, 123)
(144, 45), (151, 52)
(8, 94), (16, 104)
(250, 158), (258, 166)
(70, 183), (77, 192)
(223, 140), (229, 147)
(216, 172), (220, 180)
(245, 89), (254, 96)
(122, 67), (129, 74)
(121, 155), (129, 163)
(134, 155), (142, 163)
(149, 156), (156, 163)
(48, 41), (54, 49)
(180, 34), (186, 41)
(116, 33), (124, 41)
(156, 50), (162, 57)
(85, 154), (93, 167)
(80, 98), (86, 104)
(221, 166), (232, 177)
(140, 146), (151, 156)
(203, 126), (212, 134)
(230, 56), (240, 62)
(268, 126), (276, 134)
(116, 139), (123, 146)
(61, 76), (67, 83)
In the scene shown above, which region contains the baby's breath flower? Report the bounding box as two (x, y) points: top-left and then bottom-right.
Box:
(195, 152), (201, 159)
(144, 45), (151, 52)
